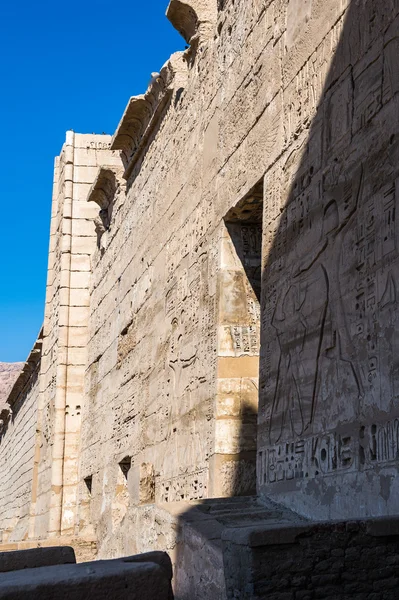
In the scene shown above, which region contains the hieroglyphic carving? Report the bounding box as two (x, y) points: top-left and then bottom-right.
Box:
(157, 469), (208, 503)
(284, 15), (346, 141)
(86, 141), (111, 150)
(261, 415), (399, 486)
(259, 431), (356, 485)
(168, 314), (198, 399)
(230, 325), (259, 356)
(165, 204), (217, 402)
(269, 168), (365, 444)
(262, 170), (399, 498)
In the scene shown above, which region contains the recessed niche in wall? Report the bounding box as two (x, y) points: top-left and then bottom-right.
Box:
(78, 474), (94, 536)
(84, 475), (93, 496)
(216, 178), (263, 497)
(118, 456), (132, 480)
(112, 457), (131, 529)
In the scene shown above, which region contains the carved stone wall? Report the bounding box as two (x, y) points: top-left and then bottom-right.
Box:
(77, 0), (399, 556)
(257, 0), (399, 520)
(32, 132), (120, 540)
(1, 0), (398, 567)
(0, 336), (42, 543)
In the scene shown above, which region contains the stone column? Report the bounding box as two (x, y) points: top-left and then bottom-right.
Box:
(31, 132), (120, 539)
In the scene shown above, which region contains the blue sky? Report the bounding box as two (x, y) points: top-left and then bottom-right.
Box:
(0, 0), (183, 362)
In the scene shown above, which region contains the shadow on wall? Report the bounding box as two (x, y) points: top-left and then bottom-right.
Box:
(173, 0), (399, 596)
(258, 0), (399, 518)
(174, 405), (258, 600)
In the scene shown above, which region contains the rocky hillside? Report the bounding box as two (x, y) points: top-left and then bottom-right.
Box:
(0, 362), (23, 408)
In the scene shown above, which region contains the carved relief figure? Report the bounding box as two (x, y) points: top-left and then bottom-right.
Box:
(270, 265), (328, 444)
(168, 312), (198, 401)
(270, 169), (365, 444)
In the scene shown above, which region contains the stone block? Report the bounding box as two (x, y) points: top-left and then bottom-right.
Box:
(72, 219), (96, 238)
(0, 555), (173, 600)
(0, 547), (76, 573)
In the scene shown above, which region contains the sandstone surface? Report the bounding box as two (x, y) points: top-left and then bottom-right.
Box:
(0, 0), (399, 597)
(0, 364), (22, 409)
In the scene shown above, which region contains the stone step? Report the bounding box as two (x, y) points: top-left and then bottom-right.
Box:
(218, 512), (299, 525)
(0, 552), (173, 600)
(195, 496), (258, 513)
(193, 496), (304, 528)
(203, 507), (290, 521)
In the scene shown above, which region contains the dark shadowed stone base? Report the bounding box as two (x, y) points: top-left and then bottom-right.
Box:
(0, 551), (173, 600)
(169, 496), (399, 599)
(223, 516), (399, 599)
(0, 547), (76, 573)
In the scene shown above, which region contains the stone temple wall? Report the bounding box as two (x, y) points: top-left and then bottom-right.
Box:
(0, 335), (42, 543)
(257, 0), (399, 520)
(79, 0), (399, 559)
(31, 132), (120, 541)
(0, 0), (399, 581)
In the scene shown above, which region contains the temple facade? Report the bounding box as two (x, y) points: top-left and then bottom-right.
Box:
(1, 0), (399, 596)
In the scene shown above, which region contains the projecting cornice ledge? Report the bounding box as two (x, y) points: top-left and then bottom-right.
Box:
(87, 167), (124, 210)
(166, 0), (216, 44)
(111, 96), (154, 167)
(87, 167), (125, 250)
(111, 54), (186, 180)
(5, 328), (43, 412)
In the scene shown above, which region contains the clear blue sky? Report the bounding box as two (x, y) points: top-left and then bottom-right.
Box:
(0, 0), (183, 362)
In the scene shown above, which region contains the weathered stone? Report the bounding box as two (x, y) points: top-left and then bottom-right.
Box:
(0, 547), (76, 573)
(0, 364), (23, 410)
(1, 0), (399, 598)
(0, 555), (172, 600)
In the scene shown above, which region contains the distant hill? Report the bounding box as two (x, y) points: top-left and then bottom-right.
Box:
(0, 363), (23, 409)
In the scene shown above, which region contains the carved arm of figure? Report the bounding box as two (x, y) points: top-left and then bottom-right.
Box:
(294, 239), (328, 277)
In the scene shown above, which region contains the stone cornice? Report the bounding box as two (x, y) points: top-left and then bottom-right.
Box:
(111, 53), (186, 180)
(111, 97), (155, 167)
(166, 0), (216, 44)
(87, 167), (124, 209)
(123, 88), (173, 181)
(6, 328), (43, 410)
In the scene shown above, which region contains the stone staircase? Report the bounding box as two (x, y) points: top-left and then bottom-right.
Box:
(177, 497), (399, 600)
(194, 495), (304, 528)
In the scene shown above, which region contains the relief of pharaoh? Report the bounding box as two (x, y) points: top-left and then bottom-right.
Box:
(269, 168), (365, 445)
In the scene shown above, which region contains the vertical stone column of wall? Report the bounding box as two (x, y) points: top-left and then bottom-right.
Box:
(31, 132), (120, 539)
(210, 222), (260, 497)
(28, 158), (61, 541)
(48, 131), (77, 537)
(32, 151), (63, 538)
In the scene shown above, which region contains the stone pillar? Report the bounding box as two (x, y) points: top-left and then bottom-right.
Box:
(31, 132), (121, 539)
(209, 207), (262, 497)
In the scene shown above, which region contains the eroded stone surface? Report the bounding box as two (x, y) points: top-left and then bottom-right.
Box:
(0, 554), (173, 600)
(0, 547), (76, 573)
(0, 1), (399, 595)
(0, 364), (22, 410)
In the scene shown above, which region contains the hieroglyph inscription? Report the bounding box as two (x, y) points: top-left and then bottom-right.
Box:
(86, 141), (111, 150)
(259, 432), (355, 484)
(157, 470), (208, 503)
(259, 417), (399, 485)
(230, 325), (259, 355)
(264, 170), (399, 447)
